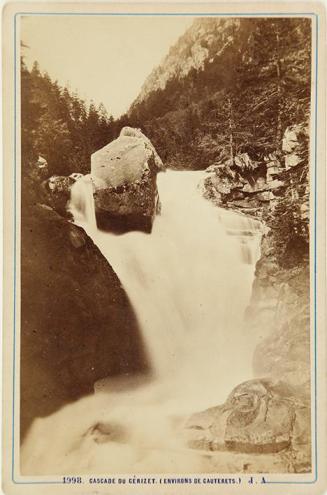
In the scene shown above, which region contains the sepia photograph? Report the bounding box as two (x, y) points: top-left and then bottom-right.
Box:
(1, 2), (326, 494)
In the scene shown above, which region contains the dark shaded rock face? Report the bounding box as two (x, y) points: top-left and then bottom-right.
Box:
(21, 204), (149, 441)
(184, 379), (311, 473)
(91, 127), (164, 233)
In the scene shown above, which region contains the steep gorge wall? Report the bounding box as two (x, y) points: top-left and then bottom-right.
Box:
(183, 124), (311, 472)
(203, 123), (310, 390)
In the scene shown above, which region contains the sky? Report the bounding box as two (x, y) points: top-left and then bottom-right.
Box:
(21, 15), (193, 118)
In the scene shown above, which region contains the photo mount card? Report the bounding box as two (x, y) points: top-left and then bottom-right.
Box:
(2, 2), (326, 494)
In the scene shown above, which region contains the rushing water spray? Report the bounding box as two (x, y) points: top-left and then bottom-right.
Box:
(21, 170), (262, 475)
(68, 174), (97, 231)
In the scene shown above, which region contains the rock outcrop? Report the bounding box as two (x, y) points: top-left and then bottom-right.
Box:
(200, 124), (311, 472)
(202, 124), (309, 221)
(91, 127), (164, 233)
(21, 203), (149, 441)
(202, 155), (281, 218)
(184, 379), (311, 473)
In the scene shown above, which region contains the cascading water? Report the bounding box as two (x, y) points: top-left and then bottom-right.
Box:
(68, 174), (97, 231)
(21, 170), (263, 475)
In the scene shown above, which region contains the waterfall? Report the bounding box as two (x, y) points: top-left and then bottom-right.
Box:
(21, 170), (262, 475)
(68, 174), (97, 231)
(92, 171), (262, 397)
(217, 208), (262, 265)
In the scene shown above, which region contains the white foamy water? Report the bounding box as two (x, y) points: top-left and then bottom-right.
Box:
(21, 170), (262, 475)
(68, 174), (97, 232)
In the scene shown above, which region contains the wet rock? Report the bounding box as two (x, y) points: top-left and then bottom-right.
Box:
(21, 204), (149, 441)
(213, 176), (233, 195)
(91, 127), (164, 233)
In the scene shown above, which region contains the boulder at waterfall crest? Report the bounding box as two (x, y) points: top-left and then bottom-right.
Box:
(91, 127), (165, 233)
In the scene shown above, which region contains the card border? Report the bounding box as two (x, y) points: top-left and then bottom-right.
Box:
(10, 8), (320, 487)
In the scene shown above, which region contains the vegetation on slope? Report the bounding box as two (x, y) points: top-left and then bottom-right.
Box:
(21, 57), (115, 178)
(120, 18), (311, 170)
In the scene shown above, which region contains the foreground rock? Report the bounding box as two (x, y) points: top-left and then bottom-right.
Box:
(91, 127), (164, 233)
(184, 379), (311, 473)
(21, 203), (149, 440)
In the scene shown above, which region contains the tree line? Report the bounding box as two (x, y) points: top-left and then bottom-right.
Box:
(122, 17), (311, 169)
(21, 17), (311, 179)
(21, 55), (116, 178)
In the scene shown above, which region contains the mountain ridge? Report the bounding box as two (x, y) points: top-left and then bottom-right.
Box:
(130, 18), (241, 111)
(122, 17), (310, 170)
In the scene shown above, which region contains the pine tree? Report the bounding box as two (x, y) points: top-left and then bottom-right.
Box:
(20, 58), (115, 176)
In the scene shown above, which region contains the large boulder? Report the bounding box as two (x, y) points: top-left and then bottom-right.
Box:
(21, 204), (149, 441)
(184, 379), (311, 473)
(91, 127), (164, 233)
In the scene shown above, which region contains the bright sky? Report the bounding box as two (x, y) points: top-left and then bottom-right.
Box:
(21, 15), (193, 118)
